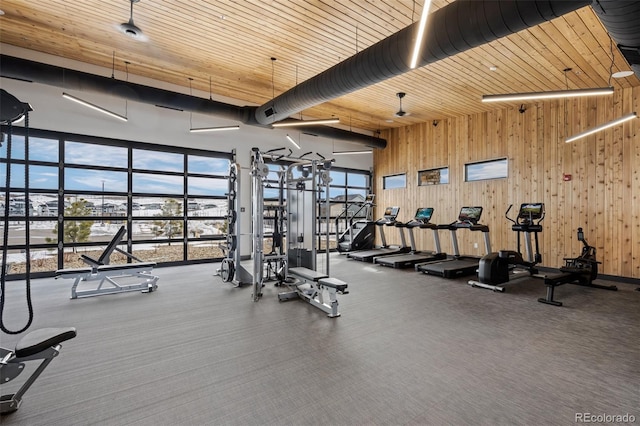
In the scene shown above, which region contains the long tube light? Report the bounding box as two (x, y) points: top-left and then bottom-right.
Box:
(482, 87), (613, 103)
(565, 112), (637, 143)
(272, 118), (340, 128)
(286, 134), (300, 149)
(62, 92), (128, 122)
(409, 0), (432, 69)
(190, 125), (240, 133)
(332, 150), (373, 155)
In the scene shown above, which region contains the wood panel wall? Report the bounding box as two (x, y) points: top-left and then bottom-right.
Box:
(373, 86), (640, 279)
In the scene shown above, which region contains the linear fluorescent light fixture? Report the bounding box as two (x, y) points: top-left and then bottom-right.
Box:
(409, 0), (432, 69)
(272, 118), (340, 128)
(482, 87), (613, 103)
(565, 112), (637, 143)
(62, 92), (128, 122)
(190, 125), (240, 133)
(332, 150), (373, 155)
(286, 134), (301, 149)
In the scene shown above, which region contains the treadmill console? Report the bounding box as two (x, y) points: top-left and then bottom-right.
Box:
(517, 203), (544, 223)
(383, 206), (400, 221)
(458, 206), (483, 225)
(414, 207), (434, 224)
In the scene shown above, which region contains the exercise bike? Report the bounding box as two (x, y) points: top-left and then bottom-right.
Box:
(538, 227), (617, 306)
(469, 203), (544, 291)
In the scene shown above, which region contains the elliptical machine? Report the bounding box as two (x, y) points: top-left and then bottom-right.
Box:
(468, 203), (544, 291)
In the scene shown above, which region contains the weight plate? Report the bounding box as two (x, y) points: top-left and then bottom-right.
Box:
(228, 235), (237, 252)
(220, 258), (235, 282)
(228, 209), (237, 227)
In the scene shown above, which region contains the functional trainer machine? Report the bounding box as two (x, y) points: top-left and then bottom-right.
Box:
(336, 194), (376, 253)
(55, 225), (159, 299)
(375, 208), (447, 269)
(469, 203), (544, 291)
(347, 207), (409, 262)
(416, 207), (491, 278)
(538, 227), (617, 306)
(0, 327), (77, 414)
(250, 149), (349, 317)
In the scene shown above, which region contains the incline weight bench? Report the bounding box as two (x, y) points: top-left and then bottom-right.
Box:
(278, 267), (349, 317)
(1, 327), (76, 414)
(55, 226), (159, 299)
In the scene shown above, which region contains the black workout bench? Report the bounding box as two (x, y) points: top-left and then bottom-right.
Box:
(278, 267), (348, 317)
(1, 327), (76, 414)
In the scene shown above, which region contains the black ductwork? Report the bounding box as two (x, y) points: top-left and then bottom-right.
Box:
(255, 0), (592, 124)
(0, 55), (387, 149)
(592, 1), (640, 78)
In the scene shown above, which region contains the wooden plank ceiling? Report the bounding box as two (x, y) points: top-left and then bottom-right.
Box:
(0, 0), (638, 134)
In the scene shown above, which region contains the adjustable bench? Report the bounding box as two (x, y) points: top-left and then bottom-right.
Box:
(1, 327), (76, 414)
(55, 226), (159, 299)
(278, 267), (349, 317)
(57, 262), (159, 299)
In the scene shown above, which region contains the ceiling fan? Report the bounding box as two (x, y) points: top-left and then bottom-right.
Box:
(394, 92), (410, 117)
(118, 0), (148, 41)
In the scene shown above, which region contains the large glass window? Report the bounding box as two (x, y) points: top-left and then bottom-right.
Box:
(465, 158), (508, 182)
(30, 137), (60, 162)
(66, 168), (128, 192)
(187, 176), (227, 197)
(418, 167), (449, 186)
(1, 127), (232, 279)
(29, 165), (59, 190)
(383, 173), (406, 189)
(188, 155), (229, 175)
(132, 172), (183, 194)
(65, 141), (127, 167)
(324, 168), (372, 252)
(133, 149), (183, 172)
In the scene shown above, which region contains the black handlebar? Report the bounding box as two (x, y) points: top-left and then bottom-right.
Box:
(505, 204), (516, 225)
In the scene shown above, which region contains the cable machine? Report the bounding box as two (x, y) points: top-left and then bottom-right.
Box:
(250, 148), (348, 316)
(250, 148), (288, 301)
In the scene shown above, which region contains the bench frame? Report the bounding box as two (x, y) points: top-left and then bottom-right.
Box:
(55, 226), (159, 299)
(278, 267), (348, 317)
(58, 263), (159, 299)
(1, 327), (76, 414)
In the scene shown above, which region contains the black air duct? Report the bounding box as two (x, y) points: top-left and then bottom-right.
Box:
(255, 0), (592, 125)
(592, 1), (640, 78)
(0, 55), (387, 149)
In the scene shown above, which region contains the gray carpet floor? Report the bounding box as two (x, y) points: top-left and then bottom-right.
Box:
(1, 254), (638, 426)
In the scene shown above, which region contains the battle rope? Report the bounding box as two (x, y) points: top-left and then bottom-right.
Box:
(1, 111), (35, 334)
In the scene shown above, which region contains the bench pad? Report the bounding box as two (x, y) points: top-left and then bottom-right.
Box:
(288, 267), (328, 281)
(318, 277), (348, 292)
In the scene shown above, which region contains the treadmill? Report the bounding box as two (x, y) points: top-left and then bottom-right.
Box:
(374, 207), (447, 269)
(416, 206), (491, 278)
(347, 206), (410, 262)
